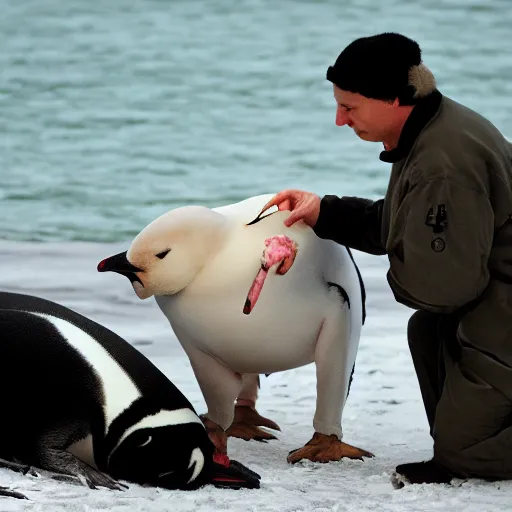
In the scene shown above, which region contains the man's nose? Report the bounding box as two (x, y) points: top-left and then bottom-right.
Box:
(336, 106), (349, 126)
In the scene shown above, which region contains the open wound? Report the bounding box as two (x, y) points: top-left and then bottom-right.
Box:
(243, 235), (298, 315)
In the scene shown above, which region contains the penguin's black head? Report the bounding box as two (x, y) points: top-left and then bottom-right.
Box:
(108, 424), (214, 490)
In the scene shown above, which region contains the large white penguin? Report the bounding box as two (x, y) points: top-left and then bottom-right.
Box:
(98, 194), (373, 464)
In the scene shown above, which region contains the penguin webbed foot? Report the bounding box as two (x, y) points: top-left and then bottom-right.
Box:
(227, 423), (277, 442)
(287, 432), (374, 464)
(226, 405), (280, 442)
(38, 449), (128, 491)
(0, 486), (29, 500)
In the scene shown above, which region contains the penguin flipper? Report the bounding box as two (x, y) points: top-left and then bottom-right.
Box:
(36, 449), (128, 491)
(0, 486), (28, 500)
(0, 457), (38, 477)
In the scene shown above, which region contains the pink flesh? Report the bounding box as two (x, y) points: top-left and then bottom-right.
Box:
(243, 235), (297, 315)
(243, 268), (268, 314)
(261, 235), (296, 269)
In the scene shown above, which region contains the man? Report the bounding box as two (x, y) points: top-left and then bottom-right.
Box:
(261, 32), (512, 486)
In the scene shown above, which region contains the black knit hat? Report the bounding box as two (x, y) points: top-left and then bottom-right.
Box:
(326, 32), (436, 105)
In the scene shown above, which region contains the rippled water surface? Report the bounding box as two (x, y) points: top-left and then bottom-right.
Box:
(1, 0), (511, 241)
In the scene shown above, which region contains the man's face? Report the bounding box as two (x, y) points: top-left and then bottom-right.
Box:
(333, 85), (399, 142)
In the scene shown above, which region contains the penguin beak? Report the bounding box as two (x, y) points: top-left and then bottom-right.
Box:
(97, 251), (144, 286)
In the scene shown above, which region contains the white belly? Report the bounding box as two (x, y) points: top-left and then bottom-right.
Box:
(157, 211), (356, 374)
(166, 290), (325, 373)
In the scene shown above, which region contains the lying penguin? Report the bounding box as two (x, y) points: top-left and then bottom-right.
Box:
(98, 193), (373, 465)
(0, 291), (260, 500)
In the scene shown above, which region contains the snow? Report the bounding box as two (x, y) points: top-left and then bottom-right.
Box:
(0, 241), (510, 511)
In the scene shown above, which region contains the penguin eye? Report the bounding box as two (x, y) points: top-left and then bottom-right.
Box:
(139, 435), (152, 448)
(156, 249), (170, 260)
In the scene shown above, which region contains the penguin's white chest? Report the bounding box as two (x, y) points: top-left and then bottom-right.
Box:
(167, 293), (325, 373)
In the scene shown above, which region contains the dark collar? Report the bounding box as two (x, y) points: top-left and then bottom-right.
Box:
(379, 89), (443, 163)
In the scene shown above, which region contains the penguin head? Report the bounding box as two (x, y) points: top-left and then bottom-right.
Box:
(98, 205), (228, 299)
(108, 423), (214, 490)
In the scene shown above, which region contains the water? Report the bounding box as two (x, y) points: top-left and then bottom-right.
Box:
(1, 0), (511, 243)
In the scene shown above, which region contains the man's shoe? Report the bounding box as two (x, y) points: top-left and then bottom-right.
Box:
(391, 459), (453, 488)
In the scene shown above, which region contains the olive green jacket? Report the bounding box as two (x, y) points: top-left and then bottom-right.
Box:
(314, 90), (512, 366)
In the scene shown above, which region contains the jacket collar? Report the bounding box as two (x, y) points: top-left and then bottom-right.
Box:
(379, 89), (443, 163)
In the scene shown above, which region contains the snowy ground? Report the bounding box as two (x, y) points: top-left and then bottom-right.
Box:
(0, 241), (510, 512)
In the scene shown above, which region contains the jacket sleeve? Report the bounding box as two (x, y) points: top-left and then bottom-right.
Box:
(313, 195), (386, 255)
(387, 178), (493, 314)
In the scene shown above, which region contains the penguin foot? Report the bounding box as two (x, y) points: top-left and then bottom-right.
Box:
(227, 423), (277, 442)
(287, 432), (374, 464)
(0, 486), (28, 500)
(226, 405), (280, 442)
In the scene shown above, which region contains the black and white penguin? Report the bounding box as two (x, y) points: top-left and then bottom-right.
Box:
(0, 291), (260, 499)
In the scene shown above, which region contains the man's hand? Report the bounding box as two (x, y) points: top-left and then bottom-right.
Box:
(261, 189), (321, 228)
